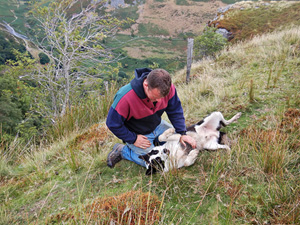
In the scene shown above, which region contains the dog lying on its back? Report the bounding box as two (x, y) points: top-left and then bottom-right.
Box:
(139, 111), (242, 175)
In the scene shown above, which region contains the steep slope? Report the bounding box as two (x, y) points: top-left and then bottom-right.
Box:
(208, 0), (300, 42)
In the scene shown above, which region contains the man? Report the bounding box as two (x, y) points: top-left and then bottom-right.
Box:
(106, 68), (196, 168)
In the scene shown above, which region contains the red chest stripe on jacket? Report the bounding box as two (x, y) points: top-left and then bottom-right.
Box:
(115, 85), (175, 120)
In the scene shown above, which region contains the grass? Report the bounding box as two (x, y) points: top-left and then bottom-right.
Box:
(106, 34), (187, 74)
(1, 12), (300, 225)
(138, 23), (170, 36)
(210, 1), (300, 43)
(0, 0), (32, 34)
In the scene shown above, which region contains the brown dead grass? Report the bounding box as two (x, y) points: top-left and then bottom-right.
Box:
(269, 197), (300, 224)
(280, 108), (300, 132)
(71, 124), (111, 152)
(238, 108), (300, 176)
(46, 190), (161, 224)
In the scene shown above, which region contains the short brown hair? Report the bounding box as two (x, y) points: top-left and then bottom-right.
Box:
(146, 69), (172, 97)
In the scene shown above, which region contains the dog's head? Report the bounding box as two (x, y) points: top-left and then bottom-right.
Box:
(138, 147), (170, 175)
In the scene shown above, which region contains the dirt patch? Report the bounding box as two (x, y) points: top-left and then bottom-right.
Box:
(122, 0), (227, 37)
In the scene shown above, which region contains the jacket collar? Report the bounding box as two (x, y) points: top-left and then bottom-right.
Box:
(130, 68), (152, 99)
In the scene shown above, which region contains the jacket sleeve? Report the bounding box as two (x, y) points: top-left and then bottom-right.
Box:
(106, 106), (137, 144)
(165, 86), (187, 135)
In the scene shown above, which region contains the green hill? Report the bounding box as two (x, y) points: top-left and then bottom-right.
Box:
(1, 22), (299, 224)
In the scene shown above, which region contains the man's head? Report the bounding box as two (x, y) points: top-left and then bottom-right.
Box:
(143, 69), (171, 102)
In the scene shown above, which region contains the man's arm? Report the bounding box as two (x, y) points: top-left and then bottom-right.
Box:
(106, 108), (151, 149)
(165, 86), (186, 134)
(166, 86), (196, 148)
(106, 107), (137, 144)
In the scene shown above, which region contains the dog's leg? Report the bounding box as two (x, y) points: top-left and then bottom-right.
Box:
(221, 112), (242, 126)
(196, 112), (241, 132)
(183, 149), (199, 167)
(158, 128), (181, 142)
(204, 141), (231, 151)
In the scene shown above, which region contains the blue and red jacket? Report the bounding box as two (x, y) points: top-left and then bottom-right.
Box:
(106, 68), (187, 144)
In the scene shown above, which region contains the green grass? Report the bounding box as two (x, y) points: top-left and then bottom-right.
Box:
(0, 0), (32, 34)
(211, 1), (300, 43)
(1, 24), (300, 224)
(106, 34), (187, 74)
(138, 23), (169, 36)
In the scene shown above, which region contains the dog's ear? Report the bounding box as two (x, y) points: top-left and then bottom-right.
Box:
(163, 148), (170, 155)
(138, 154), (150, 163)
(145, 165), (157, 176)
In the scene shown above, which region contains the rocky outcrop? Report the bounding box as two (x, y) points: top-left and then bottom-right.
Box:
(207, 4), (234, 40)
(215, 28), (233, 40)
(208, 1), (298, 42)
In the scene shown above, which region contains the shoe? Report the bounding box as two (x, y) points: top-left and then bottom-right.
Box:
(107, 143), (124, 168)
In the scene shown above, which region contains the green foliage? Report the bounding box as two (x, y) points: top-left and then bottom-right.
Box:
(194, 27), (227, 60)
(176, 0), (189, 6)
(49, 83), (118, 140)
(0, 31), (27, 65)
(38, 52), (50, 64)
(138, 23), (169, 36)
(0, 51), (41, 144)
(28, 0), (128, 117)
(112, 5), (139, 29)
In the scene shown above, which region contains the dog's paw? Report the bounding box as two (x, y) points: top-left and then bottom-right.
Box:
(235, 112), (242, 120)
(159, 128), (175, 141)
(224, 145), (231, 153)
(166, 128), (175, 135)
(189, 149), (199, 157)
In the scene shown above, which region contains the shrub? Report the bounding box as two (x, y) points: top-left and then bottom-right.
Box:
(38, 52), (50, 64)
(194, 27), (227, 60)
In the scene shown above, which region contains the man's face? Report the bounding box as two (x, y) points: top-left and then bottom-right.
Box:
(144, 79), (163, 102)
(146, 88), (163, 102)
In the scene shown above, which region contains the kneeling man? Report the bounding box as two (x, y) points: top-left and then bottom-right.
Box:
(106, 68), (196, 168)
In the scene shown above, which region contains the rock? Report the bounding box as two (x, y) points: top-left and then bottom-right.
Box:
(217, 5), (233, 14)
(216, 28), (233, 40)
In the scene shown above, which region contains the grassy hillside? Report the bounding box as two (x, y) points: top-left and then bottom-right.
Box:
(1, 24), (299, 224)
(209, 1), (300, 43)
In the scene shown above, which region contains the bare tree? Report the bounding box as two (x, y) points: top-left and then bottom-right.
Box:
(30, 0), (124, 117)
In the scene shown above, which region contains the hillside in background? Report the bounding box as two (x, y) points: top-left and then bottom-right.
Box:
(2, 0), (300, 73)
(0, 0), (228, 72)
(1, 2), (300, 222)
(118, 0), (227, 37)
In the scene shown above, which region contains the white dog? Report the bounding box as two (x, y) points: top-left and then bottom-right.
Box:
(139, 112), (241, 175)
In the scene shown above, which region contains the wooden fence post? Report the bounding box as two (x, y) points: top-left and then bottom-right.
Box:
(186, 38), (194, 84)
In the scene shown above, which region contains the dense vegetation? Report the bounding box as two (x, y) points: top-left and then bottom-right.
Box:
(0, 31), (27, 65)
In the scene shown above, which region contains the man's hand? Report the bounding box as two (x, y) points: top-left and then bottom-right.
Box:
(180, 135), (197, 149)
(134, 134), (151, 149)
